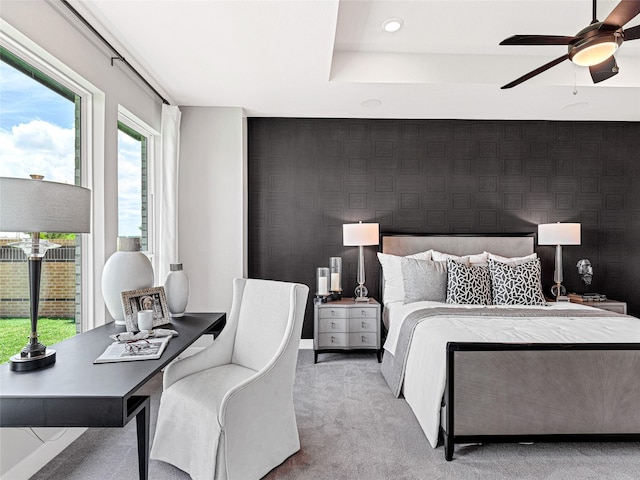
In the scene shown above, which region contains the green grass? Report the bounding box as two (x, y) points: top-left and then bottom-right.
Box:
(0, 318), (76, 364)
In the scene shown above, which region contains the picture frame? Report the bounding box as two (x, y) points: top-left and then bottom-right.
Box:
(121, 286), (170, 331)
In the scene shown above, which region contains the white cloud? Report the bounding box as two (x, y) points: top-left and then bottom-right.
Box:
(0, 120), (75, 183)
(117, 129), (143, 237)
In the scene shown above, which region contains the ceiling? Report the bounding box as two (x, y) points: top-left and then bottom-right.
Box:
(69, 0), (640, 121)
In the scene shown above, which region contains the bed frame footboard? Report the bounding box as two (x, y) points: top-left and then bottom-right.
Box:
(442, 342), (640, 461)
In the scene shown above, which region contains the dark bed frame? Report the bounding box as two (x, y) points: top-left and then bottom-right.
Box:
(381, 233), (640, 460)
(443, 342), (640, 461)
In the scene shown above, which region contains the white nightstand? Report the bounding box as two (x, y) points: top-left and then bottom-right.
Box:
(569, 297), (627, 315)
(313, 297), (381, 363)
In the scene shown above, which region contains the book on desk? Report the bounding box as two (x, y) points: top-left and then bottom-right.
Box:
(94, 336), (171, 363)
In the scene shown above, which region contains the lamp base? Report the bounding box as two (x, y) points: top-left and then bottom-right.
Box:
(9, 349), (56, 372)
(551, 283), (567, 298)
(354, 284), (369, 301)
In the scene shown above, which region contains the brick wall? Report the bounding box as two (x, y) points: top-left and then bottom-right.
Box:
(0, 238), (76, 318)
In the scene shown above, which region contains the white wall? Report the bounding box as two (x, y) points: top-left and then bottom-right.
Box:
(178, 107), (247, 315)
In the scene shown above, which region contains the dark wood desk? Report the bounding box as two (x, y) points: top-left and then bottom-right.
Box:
(0, 312), (226, 480)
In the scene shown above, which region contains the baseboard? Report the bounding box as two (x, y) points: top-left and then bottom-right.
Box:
(0, 427), (86, 480)
(299, 339), (313, 349)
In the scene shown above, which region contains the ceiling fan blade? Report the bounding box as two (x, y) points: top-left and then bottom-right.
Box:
(602, 0), (640, 27)
(589, 56), (619, 83)
(624, 24), (640, 40)
(501, 54), (569, 89)
(500, 34), (576, 45)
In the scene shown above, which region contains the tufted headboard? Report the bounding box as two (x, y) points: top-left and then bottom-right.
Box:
(381, 233), (535, 258)
(379, 233), (536, 304)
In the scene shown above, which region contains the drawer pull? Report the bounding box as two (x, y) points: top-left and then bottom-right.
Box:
(331, 336), (336, 344)
(331, 310), (337, 316)
(361, 335), (366, 343)
(361, 310), (367, 316)
(361, 321), (367, 329)
(331, 322), (336, 329)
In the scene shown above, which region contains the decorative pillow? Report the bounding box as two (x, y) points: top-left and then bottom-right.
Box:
(432, 250), (488, 265)
(445, 259), (492, 305)
(484, 252), (537, 267)
(377, 250), (432, 304)
(401, 258), (447, 304)
(489, 258), (546, 305)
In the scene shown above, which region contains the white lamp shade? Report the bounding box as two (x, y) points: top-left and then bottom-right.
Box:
(0, 177), (91, 233)
(343, 222), (379, 246)
(538, 223), (580, 246)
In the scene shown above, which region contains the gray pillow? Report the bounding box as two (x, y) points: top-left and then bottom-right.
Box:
(401, 257), (448, 303)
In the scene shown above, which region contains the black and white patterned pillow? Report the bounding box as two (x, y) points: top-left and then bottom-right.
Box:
(446, 259), (492, 305)
(489, 258), (546, 305)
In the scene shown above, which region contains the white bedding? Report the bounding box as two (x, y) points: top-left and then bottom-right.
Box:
(383, 300), (595, 356)
(386, 302), (640, 448)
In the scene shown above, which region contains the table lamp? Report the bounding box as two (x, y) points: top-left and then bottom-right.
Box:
(0, 175), (91, 371)
(538, 222), (581, 300)
(343, 221), (379, 302)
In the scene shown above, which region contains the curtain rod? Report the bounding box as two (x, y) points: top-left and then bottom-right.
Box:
(60, 0), (170, 105)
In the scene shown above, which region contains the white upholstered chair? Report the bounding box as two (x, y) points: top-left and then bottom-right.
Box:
(150, 278), (309, 480)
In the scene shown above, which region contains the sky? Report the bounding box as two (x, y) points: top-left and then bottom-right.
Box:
(0, 60), (142, 237)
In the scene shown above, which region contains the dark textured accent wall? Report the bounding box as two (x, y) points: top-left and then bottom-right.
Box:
(248, 118), (640, 338)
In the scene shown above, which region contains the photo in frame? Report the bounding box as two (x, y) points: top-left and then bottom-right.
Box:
(121, 286), (170, 331)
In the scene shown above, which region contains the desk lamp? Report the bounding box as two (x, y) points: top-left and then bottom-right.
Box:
(0, 176), (91, 371)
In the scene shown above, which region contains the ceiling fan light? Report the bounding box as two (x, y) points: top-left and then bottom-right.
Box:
(571, 41), (618, 67)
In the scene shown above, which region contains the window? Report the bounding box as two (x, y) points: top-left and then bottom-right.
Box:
(118, 121), (149, 250)
(0, 46), (83, 338)
(117, 107), (158, 264)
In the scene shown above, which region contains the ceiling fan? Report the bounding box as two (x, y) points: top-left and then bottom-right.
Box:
(499, 0), (640, 88)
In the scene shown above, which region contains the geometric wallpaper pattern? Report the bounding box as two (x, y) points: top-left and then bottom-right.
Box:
(248, 118), (640, 338)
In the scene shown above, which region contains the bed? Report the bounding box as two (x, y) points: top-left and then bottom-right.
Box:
(378, 233), (640, 460)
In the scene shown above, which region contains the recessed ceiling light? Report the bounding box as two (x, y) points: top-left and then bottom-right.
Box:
(361, 99), (382, 108)
(382, 18), (403, 33)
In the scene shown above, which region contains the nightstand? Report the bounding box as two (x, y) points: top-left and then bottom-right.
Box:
(569, 297), (627, 315)
(313, 298), (381, 363)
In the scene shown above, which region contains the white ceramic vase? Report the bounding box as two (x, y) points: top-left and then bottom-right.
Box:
(102, 237), (154, 325)
(165, 263), (189, 317)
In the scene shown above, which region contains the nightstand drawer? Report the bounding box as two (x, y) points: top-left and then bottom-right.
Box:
(348, 332), (377, 348)
(318, 307), (348, 319)
(348, 316), (377, 333)
(349, 307), (377, 319)
(318, 317), (348, 333)
(318, 332), (348, 348)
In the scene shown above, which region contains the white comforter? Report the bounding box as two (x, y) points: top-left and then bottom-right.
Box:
(383, 301), (640, 448)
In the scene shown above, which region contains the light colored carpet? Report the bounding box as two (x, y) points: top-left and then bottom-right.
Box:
(32, 350), (640, 479)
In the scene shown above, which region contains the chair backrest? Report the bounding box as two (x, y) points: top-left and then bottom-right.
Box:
(231, 278), (308, 372)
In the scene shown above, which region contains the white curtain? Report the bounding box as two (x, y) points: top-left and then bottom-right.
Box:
(158, 104), (182, 284)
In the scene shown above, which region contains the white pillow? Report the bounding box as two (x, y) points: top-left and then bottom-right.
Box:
(484, 252), (537, 267)
(431, 250), (488, 265)
(377, 250), (432, 304)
